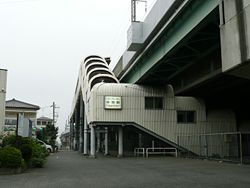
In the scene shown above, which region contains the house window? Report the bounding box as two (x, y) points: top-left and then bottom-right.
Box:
(5, 119), (17, 125)
(177, 111), (196, 123)
(145, 97), (163, 109)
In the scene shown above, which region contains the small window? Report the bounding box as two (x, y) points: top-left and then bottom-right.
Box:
(145, 97), (163, 109)
(154, 97), (163, 109)
(5, 119), (17, 125)
(177, 111), (196, 123)
(145, 97), (154, 109)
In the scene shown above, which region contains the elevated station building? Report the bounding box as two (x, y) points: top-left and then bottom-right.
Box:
(70, 0), (250, 162)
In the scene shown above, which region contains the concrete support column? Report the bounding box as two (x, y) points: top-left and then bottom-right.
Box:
(118, 126), (123, 157)
(75, 110), (79, 151)
(83, 112), (88, 155)
(73, 123), (76, 150)
(90, 124), (96, 157)
(139, 133), (142, 148)
(79, 125), (83, 153)
(79, 99), (83, 153)
(104, 127), (109, 155)
(70, 119), (74, 150)
(97, 129), (101, 153)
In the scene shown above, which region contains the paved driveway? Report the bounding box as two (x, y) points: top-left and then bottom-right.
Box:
(1, 151), (250, 188)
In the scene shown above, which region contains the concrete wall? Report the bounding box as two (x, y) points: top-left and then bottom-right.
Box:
(220, 0), (250, 79)
(127, 0), (175, 51)
(0, 69), (7, 135)
(114, 0), (175, 77)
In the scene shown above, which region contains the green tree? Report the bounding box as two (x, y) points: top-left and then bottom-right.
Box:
(45, 124), (58, 147)
(36, 128), (47, 142)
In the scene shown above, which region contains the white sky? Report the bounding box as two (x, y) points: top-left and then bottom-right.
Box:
(0, 0), (156, 134)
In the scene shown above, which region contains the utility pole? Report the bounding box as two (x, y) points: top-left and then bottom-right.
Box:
(52, 102), (55, 126)
(51, 102), (59, 126)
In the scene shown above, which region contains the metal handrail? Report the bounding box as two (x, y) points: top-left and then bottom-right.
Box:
(146, 147), (177, 158)
(134, 148), (145, 157)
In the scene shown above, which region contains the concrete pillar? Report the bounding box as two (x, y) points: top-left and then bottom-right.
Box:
(79, 125), (83, 152)
(97, 128), (101, 152)
(139, 133), (142, 148)
(118, 126), (123, 157)
(75, 111), (79, 151)
(70, 119), (74, 150)
(83, 112), (88, 155)
(104, 127), (109, 155)
(73, 123), (76, 151)
(152, 140), (155, 152)
(79, 99), (83, 153)
(90, 124), (96, 157)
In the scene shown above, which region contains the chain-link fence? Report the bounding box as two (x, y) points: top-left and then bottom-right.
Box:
(177, 132), (250, 164)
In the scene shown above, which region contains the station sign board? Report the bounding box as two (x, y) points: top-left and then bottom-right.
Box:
(104, 96), (122, 109)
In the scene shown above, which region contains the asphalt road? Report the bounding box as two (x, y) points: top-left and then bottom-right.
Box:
(0, 150), (250, 188)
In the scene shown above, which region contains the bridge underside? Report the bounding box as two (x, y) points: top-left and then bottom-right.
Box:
(137, 8), (221, 88)
(124, 5), (250, 131)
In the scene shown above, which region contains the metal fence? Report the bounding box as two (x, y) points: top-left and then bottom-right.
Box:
(177, 132), (250, 164)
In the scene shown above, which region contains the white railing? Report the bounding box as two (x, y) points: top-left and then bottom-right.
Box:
(134, 148), (145, 157)
(146, 147), (178, 158)
(134, 147), (178, 158)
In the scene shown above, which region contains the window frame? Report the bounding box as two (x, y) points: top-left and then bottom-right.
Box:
(177, 110), (196, 124)
(145, 97), (163, 110)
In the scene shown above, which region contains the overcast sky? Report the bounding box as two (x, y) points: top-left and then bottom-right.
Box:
(0, 0), (156, 134)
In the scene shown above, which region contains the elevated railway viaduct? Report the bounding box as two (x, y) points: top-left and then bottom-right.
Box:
(114, 0), (250, 134)
(70, 0), (250, 161)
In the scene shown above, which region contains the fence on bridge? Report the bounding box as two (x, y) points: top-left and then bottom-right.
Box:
(177, 132), (250, 164)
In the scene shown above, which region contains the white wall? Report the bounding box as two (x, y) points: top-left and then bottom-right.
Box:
(0, 69), (7, 135)
(86, 83), (238, 156)
(88, 83), (237, 146)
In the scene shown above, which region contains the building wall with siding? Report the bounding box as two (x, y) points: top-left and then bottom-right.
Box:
(88, 83), (236, 148)
(70, 56), (237, 156)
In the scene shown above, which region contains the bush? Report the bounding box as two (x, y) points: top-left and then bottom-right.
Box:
(0, 146), (23, 168)
(31, 143), (47, 168)
(2, 135), (17, 147)
(21, 144), (33, 163)
(1, 136), (48, 168)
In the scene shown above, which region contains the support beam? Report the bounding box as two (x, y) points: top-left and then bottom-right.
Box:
(79, 98), (83, 153)
(90, 124), (96, 157)
(104, 127), (109, 155)
(118, 126), (123, 157)
(139, 133), (142, 148)
(79, 125), (83, 153)
(75, 109), (79, 151)
(83, 111), (88, 155)
(70, 119), (74, 150)
(97, 128), (101, 153)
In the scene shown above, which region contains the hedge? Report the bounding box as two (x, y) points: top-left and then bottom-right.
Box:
(0, 146), (23, 168)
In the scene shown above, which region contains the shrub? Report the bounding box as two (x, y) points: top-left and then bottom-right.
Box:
(31, 143), (47, 168)
(0, 146), (23, 168)
(1, 136), (49, 168)
(2, 135), (17, 147)
(21, 144), (33, 163)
